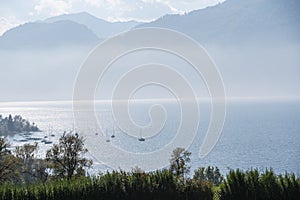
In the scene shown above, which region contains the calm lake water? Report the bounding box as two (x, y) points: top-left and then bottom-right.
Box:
(0, 99), (299, 175)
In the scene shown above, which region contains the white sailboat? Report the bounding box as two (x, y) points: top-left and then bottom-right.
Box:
(41, 126), (53, 144)
(111, 126), (116, 138)
(105, 129), (110, 142)
(138, 128), (145, 142)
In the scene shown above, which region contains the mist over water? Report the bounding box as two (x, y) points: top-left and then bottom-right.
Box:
(0, 99), (299, 174)
(0, 44), (299, 102)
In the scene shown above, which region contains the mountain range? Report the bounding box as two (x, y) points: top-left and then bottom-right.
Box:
(0, 20), (99, 50)
(0, 0), (299, 49)
(45, 12), (140, 39)
(138, 0), (300, 45)
(0, 12), (139, 50)
(0, 0), (299, 101)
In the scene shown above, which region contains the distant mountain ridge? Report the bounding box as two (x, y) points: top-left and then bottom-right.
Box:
(138, 0), (300, 45)
(45, 12), (140, 39)
(0, 20), (99, 50)
(0, 0), (299, 101)
(0, 12), (140, 50)
(0, 0), (299, 50)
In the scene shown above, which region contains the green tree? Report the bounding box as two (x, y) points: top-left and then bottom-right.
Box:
(15, 142), (38, 160)
(0, 137), (19, 183)
(169, 147), (191, 182)
(46, 133), (92, 179)
(0, 115), (40, 136)
(193, 166), (224, 185)
(7, 115), (13, 132)
(15, 143), (48, 183)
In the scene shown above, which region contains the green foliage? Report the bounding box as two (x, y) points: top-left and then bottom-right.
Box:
(15, 143), (48, 183)
(219, 168), (300, 200)
(194, 166), (224, 186)
(0, 137), (299, 200)
(46, 132), (93, 180)
(169, 147), (191, 182)
(0, 138), (20, 183)
(0, 170), (213, 200)
(184, 179), (214, 199)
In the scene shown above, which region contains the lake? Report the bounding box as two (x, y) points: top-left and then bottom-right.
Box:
(0, 98), (299, 175)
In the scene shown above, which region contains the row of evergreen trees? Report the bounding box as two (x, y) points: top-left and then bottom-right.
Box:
(0, 168), (299, 200)
(0, 170), (213, 200)
(219, 169), (300, 200)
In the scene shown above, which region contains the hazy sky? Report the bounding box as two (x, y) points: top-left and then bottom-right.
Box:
(0, 0), (225, 35)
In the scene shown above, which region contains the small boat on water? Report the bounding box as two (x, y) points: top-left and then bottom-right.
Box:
(28, 137), (42, 141)
(138, 129), (145, 142)
(19, 139), (29, 142)
(44, 140), (53, 144)
(41, 126), (53, 144)
(111, 127), (117, 138)
(41, 139), (52, 144)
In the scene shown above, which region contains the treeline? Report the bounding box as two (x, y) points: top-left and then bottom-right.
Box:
(0, 133), (91, 184)
(219, 169), (300, 200)
(0, 133), (299, 199)
(0, 114), (39, 136)
(0, 170), (213, 200)
(0, 168), (299, 199)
